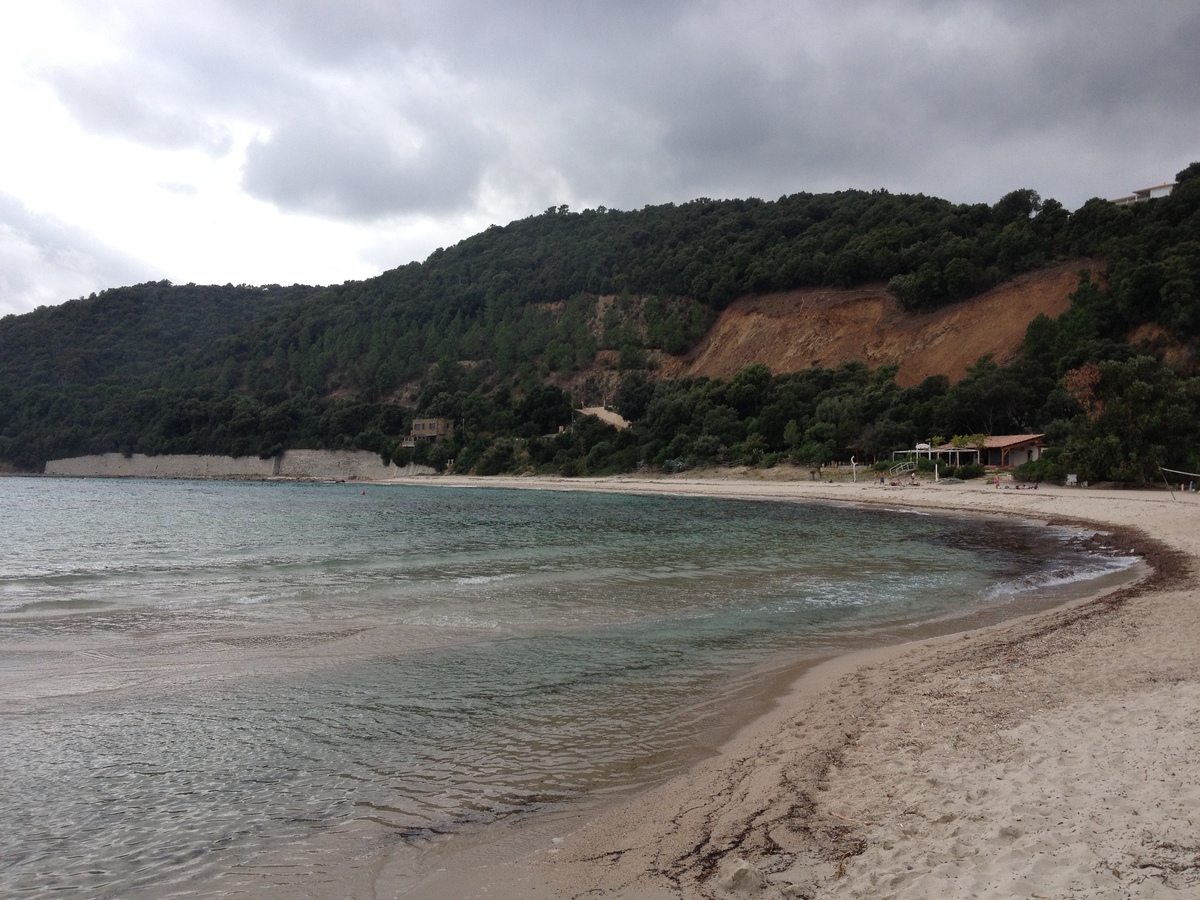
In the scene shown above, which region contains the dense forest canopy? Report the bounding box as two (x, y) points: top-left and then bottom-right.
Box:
(2, 164), (1199, 482)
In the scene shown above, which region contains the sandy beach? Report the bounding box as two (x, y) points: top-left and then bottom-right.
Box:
(371, 473), (1199, 899)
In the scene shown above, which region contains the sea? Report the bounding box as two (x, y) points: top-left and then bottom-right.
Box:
(0, 477), (1135, 897)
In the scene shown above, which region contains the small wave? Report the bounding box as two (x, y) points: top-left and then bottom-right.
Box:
(153, 595), (220, 610)
(781, 578), (883, 609)
(409, 614), (501, 629)
(233, 595), (269, 605)
(455, 573), (520, 586)
(982, 553), (1139, 603)
(1, 598), (114, 614)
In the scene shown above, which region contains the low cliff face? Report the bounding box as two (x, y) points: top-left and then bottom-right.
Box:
(656, 260), (1100, 386)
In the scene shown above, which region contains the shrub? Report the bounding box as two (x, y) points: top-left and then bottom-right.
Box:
(427, 442), (453, 473)
(690, 434), (722, 464)
(791, 441), (829, 466)
(1014, 455), (1062, 483)
(453, 438), (490, 474)
(585, 440), (615, 472)
(729, 436), (766, 465)
(476, 441), (515, 476)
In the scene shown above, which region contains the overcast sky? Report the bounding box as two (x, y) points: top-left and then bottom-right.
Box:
(2, 0), (1197, 317)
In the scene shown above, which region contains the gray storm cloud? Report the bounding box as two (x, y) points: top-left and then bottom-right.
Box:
(48, 67), (234, 154)
(0, 194), (150, 317)
(44, 0), (1200, 217)
(241, 101), (493, 219)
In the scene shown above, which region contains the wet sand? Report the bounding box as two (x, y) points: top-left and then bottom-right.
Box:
(372, 474), (1199, 899)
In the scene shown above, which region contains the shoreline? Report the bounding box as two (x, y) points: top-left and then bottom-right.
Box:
(368, 475), (1198, 898)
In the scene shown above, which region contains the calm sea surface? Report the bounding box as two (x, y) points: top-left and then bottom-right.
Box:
(0, 478), (1130, 897)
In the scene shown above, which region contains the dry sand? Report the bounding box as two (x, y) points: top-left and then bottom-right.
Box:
(373, 474), (1199, 899)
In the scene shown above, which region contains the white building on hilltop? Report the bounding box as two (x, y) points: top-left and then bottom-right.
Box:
(1112, 182), (1175, 206)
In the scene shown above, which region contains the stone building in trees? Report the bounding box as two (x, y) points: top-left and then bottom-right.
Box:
(402, 417), (455, 447)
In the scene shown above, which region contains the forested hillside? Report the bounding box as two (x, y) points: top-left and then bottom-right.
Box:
(2, 164), (1198, 482)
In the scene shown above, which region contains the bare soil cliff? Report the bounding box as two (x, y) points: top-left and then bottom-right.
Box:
(656, 260), (1100, 386)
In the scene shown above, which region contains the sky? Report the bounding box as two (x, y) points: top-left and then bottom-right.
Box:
(1, 1), (1197, 317)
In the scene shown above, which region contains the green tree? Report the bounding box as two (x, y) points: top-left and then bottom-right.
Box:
(1061, 357), (1200, 482)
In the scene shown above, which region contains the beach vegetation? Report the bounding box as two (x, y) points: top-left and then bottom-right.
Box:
(1013, 451), (1062, 483)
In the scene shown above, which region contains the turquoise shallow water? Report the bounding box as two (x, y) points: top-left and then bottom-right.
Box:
(0, 478), (1130, 897)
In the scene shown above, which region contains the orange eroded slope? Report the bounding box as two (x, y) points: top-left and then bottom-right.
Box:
(657, 260), (1100, 386)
